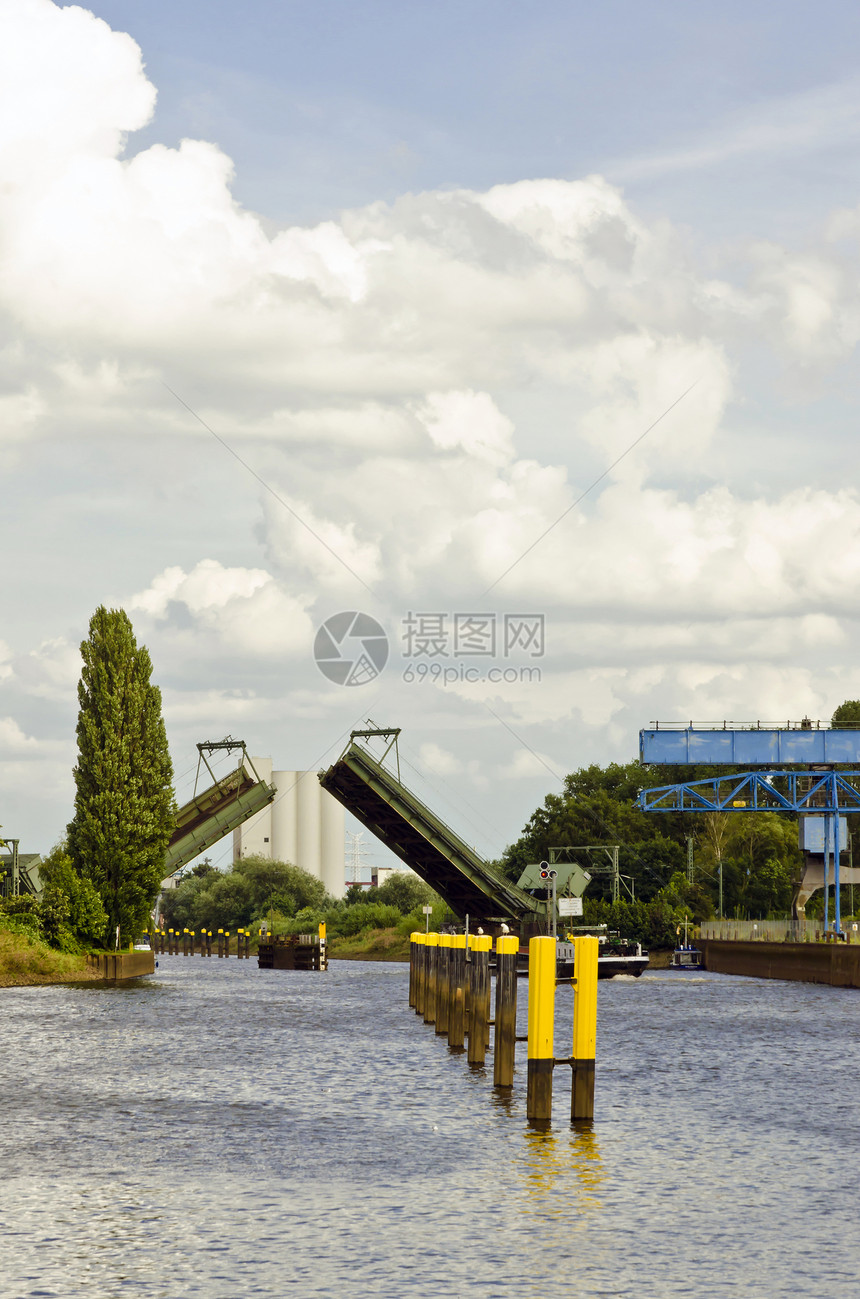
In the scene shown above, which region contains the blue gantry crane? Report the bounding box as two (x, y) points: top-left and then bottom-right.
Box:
(638, 720), (860, 934)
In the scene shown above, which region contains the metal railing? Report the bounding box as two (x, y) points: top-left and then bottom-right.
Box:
(647, 719), (836, 731)
(699, 919), (860, 942)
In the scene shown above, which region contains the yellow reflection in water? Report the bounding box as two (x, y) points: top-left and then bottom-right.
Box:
(520, 1124), (604, 1218)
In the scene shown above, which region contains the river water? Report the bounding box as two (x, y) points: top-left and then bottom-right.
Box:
(1, 958), (857, 1298)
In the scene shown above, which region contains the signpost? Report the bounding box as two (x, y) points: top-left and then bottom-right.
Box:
(559, 897), (583, 917)
(422, 903), (432, 933)
(539, 863), (558, 938)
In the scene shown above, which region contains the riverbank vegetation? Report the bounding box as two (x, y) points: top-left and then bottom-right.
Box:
(0, 915), (101, 986)
(160, 855), (446, 953)
(0, 842), (109, 954)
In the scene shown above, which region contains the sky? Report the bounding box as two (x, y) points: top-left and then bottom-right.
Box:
(4, 0), (860, 871)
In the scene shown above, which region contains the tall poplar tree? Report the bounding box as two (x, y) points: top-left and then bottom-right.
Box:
(68, 606), (176, 944)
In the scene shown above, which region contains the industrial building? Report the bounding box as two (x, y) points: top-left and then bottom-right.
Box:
(232, 760), (345, 898)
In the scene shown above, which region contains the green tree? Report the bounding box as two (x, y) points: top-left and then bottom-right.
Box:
(159, 874), (203, 931)
(719, 813), (801, 917)
(233, 854), (328, 916)
(160, 856), (329, 930)
(832, 700), (860, 728)
(498, 760), (695, 900)
(375, 871), (440, 913)
(39, 842), (108, 948)
(67, 606), (175, 944)
(194, 872), (255, 930)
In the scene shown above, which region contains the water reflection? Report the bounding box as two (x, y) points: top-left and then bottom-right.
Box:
(520, 1124), (604, 1217)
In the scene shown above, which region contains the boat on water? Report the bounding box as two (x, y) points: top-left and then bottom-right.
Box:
(669, 919), (702, 970)
(670, 945), (703, 970)
(557, 928), (649, 979)
(486, 926), (649, 979)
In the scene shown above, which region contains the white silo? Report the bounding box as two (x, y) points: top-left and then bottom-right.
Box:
(271, 771), (298, 865)
(233, 761), (345, 898)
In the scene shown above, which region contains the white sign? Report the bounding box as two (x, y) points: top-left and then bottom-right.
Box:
(422, 905), (433, 915)
(802, 816), (849, 853)
(559, 898), (583, 917)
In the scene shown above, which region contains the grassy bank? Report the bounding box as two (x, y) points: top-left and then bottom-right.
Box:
(329, 927), (411, 961)
(0, 923), (102, 988)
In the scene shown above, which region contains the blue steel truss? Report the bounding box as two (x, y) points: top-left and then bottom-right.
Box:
(639, 769), (860, 815)
(639, 770), (855, 933)
(640, 725), (860, 767)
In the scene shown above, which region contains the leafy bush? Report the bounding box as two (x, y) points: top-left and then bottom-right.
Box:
(275, 906), (327, 935)
(329, 902), (402, 937)
(39, 844), (108, 947)
(0, 895), (43, 942)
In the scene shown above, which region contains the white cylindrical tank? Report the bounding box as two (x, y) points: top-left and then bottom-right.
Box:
(234, 762), (345, 897)
(272, 771), (298, 865)
(296, 772), (321, 879)
(320, 788), (345, 898)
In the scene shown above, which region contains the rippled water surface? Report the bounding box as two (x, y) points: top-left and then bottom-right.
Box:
(2, 957), (858, 1297)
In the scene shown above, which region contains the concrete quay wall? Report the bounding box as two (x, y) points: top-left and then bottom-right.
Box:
(85, 950), (155, 981)
(699, 939), (860, 988)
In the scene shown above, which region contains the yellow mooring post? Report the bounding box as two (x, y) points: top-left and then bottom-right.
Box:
(465, 934), (476, 1023)
(494, 935), (520, 1087)
(413, 932), (425, 1014)
(423, 933), (439, 1025)
(410, 932), (423, 1010)
(436, 934), (452, 1036)
(527, 935), (557, 1123)
(417, 932), (427, 1012)
(467, 935), (493, 1065)
(571, 935), (599, 1121)
(448, 935), (467, 1048)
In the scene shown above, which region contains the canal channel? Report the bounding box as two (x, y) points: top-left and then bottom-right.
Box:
(1, 959), (857, 1297)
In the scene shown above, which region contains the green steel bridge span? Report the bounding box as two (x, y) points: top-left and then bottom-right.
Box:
(163, 739), (276, 879)
(2, 739), (275, 903)
(319, 728), (548, 924)
(0, 841), (42, 898)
